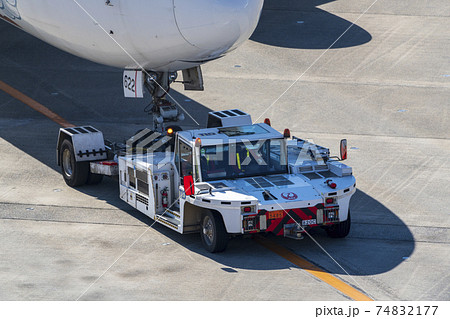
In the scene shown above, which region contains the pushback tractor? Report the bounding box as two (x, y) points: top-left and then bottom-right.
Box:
(57, 110), (356, 252)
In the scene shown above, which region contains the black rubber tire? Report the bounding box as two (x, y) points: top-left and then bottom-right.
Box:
(86, 172), (103, 185)
(200, 210), (229, 253)
(326, 209), (351, 238)
(60, 139), (89, 187)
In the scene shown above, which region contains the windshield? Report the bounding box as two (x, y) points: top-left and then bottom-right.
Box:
(200, 139), (288, 181)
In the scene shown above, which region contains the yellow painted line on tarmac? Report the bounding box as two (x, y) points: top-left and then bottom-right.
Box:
(254, 235), (373, 301)
(0, 80), (74, 128)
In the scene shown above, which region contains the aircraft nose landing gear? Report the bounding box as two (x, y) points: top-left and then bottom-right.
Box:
(143, 67), (204, 132)
(144, 71), (185, 132)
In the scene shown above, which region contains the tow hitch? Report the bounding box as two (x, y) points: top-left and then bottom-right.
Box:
(284, 223), (304, 240)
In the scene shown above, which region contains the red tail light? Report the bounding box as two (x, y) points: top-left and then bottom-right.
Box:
(326, 179), (337, 189)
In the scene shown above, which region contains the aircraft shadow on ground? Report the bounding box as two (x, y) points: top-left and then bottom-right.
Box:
(0, 19), (410, 277)
(251, 0), (372, 49)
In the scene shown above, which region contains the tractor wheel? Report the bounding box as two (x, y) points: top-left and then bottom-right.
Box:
(200, 210), (229, 253)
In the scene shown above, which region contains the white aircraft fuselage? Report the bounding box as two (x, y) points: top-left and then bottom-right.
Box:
(0, 0), (264, 71)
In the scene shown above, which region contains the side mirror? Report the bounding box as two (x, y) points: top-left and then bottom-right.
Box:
(340, 139), (347, 160)
(183, 175), (195, 196)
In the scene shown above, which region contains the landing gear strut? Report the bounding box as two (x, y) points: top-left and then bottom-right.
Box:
(143, 66), (204, 132)
(144, 71), (185, 132)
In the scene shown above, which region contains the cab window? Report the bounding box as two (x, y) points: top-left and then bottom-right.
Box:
(178, 140), (193, 179)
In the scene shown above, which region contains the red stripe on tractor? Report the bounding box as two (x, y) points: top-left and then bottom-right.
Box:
(264, 207), (319, 236)
(98, 161), (118, 166)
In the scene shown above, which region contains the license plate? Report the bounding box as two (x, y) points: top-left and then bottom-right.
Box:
(302, 219), (317, 226)
(267, 211), (284, 219)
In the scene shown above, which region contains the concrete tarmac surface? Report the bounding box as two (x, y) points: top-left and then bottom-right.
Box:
(0, 0), (449, 300)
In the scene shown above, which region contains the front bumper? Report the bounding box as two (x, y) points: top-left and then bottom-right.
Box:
(242, 205), (341, 236)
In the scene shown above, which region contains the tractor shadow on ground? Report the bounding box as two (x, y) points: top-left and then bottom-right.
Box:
(142, 188), (414, 276)
(69, 171), (414, 276)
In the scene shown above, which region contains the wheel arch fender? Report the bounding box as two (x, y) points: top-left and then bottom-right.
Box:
(183, 201), (208, 228)
(338, 196), (351, 221)
(56, 130), (71, 166)
(182, 202), (230, 233)
(56, 126), (107, 166)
